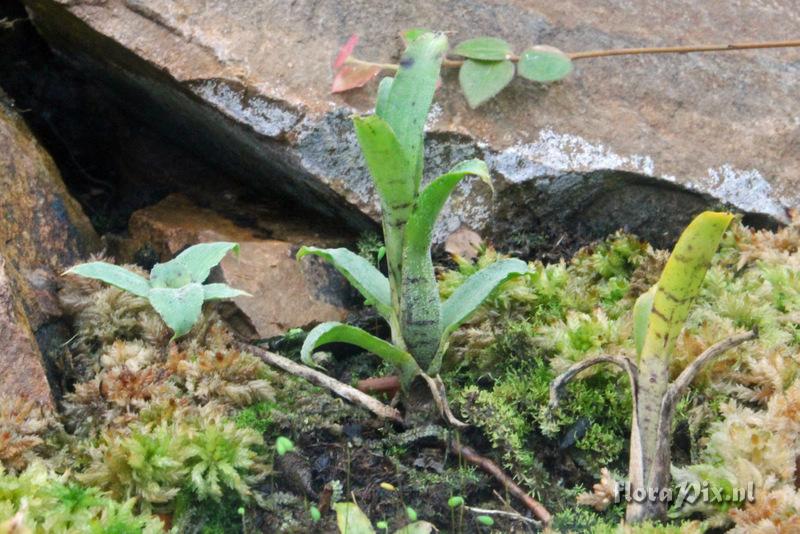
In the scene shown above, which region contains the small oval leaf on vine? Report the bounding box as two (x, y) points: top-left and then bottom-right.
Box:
(454, 37), (512, 60)
(518, 45), (573, 82)
(332, 63), (382, 93)
(459, 59), (515, 108)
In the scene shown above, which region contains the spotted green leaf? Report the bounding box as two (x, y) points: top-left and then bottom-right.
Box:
(297, 246), (392, 320)
(381, 32), (448, 190)
(301, 322), (419, 383)
(353, 115), (415, 289)
(400, 159), (491, 370)
(642, 212), (734, 360)
(440, 258), (527, 341)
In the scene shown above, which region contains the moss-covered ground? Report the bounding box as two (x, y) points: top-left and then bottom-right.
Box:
(2, 219), (799, 533)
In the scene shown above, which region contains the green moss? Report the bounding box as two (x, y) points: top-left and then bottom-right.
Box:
(550, 506), (620, 533)
(0, 462), (163, 533)
(235, 401), (278, 434)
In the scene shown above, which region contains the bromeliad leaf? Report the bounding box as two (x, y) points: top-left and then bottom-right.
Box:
(149, 261), (192, 289)
(375, 76), (394, 118)
(333, 502), (375, 534)
(440, 258), (527, 339)
(459, 59), (515, 109)
(301, 322), (419, 382)
(170, 242), (240, 284)
(353, 115), (415, 285)
(65, 241), (246, 339)
(64, 262), (150, 298)
(400, 159), (492, 370)
(641, 211), (734, 359)
(633, 284), (657, 358)
(403, 159), (491, 260)
(148, 283), (205, 339)
(202, 283), (251, 301)
(381, 32), (448, 189)
(453, 37), (512, 60)
(296, 247), (392, 319)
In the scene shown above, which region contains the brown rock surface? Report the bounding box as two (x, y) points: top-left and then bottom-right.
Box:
(123, 194), (357, 338)
(0, 93), (100, 403)
(0, 258), (54, 406)
(22, 0), (800, 249)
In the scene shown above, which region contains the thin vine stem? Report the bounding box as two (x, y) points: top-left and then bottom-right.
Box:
(568, 39), (800, 60)
(346, 38), (800, 71)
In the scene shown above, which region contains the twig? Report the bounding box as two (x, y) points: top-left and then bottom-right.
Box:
(450, 439), (552, 524)
(666, 330), (757, 404)
(569, 40), (800, 60)
(550, 355), (639, 411)
(240, 341), (403, 423)
(348, 38), (800, 71)
(466, 506), (540, 526)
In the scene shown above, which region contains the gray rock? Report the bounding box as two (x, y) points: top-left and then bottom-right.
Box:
(24, 0), (799, 250)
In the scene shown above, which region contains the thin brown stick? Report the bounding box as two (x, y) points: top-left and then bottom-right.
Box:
(241, 342), (403, 423)
(569, 40), (800, 60)
(450, 439), (552, 524)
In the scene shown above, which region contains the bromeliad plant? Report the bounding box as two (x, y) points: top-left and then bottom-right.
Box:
(299, 32), (526, 397)
(65, 242), (249, 338)
(549, 212), (757, 523)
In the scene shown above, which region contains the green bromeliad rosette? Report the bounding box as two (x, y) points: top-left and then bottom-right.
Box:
(298, 32), (526, 415)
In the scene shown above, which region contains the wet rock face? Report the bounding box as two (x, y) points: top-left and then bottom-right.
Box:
(120, 194), (358, 339)
(23, 0), (799, 249)
(0, 94), (100, 405)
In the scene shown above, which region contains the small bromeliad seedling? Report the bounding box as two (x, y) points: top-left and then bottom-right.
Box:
(549, 212), (757, 523)
(65, 242), (249, 338)
(299, 32), (526, 401)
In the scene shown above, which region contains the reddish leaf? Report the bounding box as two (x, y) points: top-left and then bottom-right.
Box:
(334, 34), (359, 69)
(331, 63), (381, 93)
